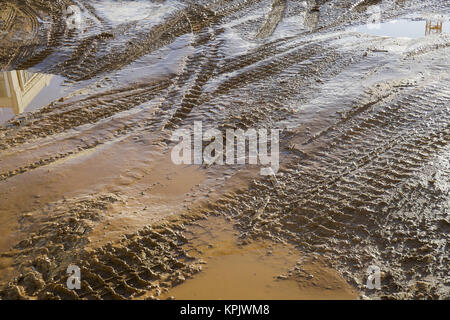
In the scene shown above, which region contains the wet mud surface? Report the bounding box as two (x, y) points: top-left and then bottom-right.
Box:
(160, 216), (357, 300)
(0, 0), (449, 299)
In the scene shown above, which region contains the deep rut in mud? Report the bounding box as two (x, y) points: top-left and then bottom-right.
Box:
(0, 0), (449, 300)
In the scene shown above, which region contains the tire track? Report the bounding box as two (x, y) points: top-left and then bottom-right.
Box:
(163, 27), (224, 130)
(210, 77), (450, 299)
(1, 0), (449, 300)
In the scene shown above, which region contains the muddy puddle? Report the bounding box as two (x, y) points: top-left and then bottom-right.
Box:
(352, 16), (449, 38)
(160, 217), (357, 300)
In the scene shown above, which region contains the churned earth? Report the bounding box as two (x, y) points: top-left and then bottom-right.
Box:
(0, 0), (449, 300)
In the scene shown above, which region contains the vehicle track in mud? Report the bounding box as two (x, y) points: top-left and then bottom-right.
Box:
(0, 0), (449, 300)
(0, 195), (204, 300)
(216, 78), (450, 299)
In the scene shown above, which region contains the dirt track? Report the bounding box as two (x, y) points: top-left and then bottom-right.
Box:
(0, 0), (449, 299)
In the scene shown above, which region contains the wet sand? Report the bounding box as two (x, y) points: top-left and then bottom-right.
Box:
(160, 217), (357, 300)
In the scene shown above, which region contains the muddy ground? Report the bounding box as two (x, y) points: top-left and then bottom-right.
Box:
(0, 0), (448, 300)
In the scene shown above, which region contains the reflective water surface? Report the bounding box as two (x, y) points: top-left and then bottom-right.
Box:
(352, 18), (449, 38)
(0, 0), (449, 301)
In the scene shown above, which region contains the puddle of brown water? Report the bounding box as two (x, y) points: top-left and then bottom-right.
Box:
(351, 17), (449, 38)
(0, 71), (67, 125)
(161, 217), (358, 300)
